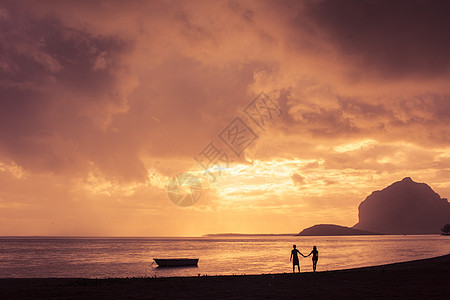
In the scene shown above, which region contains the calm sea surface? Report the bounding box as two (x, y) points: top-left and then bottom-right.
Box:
(0, 235), (449, 278)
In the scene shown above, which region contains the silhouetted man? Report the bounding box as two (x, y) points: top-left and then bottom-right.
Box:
(290, 244), (305, 273)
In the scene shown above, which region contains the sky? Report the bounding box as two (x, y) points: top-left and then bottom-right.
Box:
(1, 0), (450, 236)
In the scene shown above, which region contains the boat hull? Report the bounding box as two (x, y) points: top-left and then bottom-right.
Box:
(153, 258), (199, 267)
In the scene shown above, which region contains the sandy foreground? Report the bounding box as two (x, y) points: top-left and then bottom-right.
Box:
(1, 254), (449, 299)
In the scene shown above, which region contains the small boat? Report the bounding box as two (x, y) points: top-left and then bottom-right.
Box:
(153, 258), (199, 267)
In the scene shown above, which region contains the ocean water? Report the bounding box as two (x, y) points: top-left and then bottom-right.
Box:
(0, 235), (449, 278)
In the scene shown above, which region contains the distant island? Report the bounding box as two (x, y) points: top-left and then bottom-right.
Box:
(297, 224), (380, 236)
(204, 177), (450, 237)
(353, 177), (450, 234)
(301, 177), (450, 236)
(203, 233), (296, 237)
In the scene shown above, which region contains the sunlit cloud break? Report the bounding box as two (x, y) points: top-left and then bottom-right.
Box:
(1, 0), (450, 236)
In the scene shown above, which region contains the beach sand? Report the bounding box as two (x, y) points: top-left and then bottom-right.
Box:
(1, 254), (449, 299)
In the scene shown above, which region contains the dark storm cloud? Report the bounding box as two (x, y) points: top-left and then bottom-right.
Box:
(304, 0), (450, 78)
(0, 4), (142, 179)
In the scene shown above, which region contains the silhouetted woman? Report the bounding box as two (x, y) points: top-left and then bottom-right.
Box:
(306, 246), (319, 272)
(290, 244), (305, 273)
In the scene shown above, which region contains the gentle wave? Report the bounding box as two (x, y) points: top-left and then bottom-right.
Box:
(0, 235), (449, 278)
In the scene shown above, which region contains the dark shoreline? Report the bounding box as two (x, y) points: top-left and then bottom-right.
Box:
(1, 254), (449, 299)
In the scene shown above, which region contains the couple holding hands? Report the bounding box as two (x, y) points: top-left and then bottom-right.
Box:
(290, 245), (318, 273)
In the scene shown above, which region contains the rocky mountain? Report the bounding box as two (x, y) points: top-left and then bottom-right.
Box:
(297, 224), (379, 236)
(353, 177), (450, 234)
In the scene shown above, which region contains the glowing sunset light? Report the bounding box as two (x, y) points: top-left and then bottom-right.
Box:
(1, 0), (450, 237)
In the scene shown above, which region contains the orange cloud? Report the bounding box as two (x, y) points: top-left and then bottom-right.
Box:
(1, 0), (449, 236)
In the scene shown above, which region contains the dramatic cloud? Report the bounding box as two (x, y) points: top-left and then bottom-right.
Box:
(305, 0), (450, 78)
(1, 0), (449, 236)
